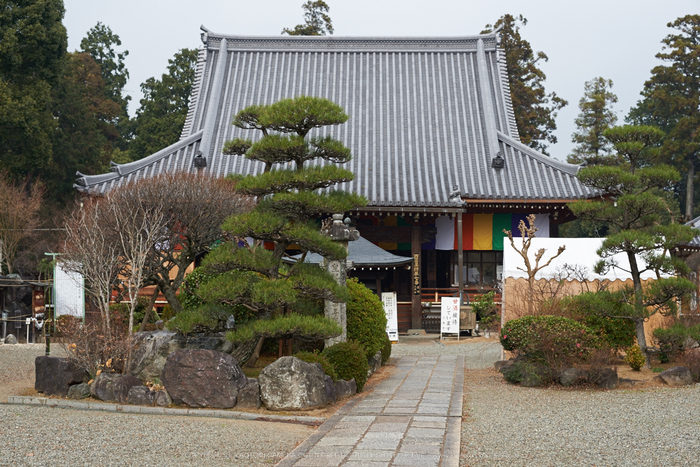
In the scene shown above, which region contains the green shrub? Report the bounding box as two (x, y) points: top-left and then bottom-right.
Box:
(559, 292), (636, 350)
(472, 291), (499, 329)
(380, 333), (392, 365)
(294, 350), (338, 381)
(501, 359), (545, 386)
(346, 278), (388, 358)
(653, 323), (692, 361)
(165, 307), (218, 335)
(624, 345), (646, 371)
(322, 341), (368, 391)
(500, 315), (600, 375)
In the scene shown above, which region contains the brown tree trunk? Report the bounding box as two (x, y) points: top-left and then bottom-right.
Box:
(160, 285), (183, 314)
(686, 162), (694, 220)
(245, 336), (265, 368)
(138, 288), (160, 332)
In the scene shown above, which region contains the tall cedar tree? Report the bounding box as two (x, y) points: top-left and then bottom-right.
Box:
(482, 15), (567, 155)
(198, 96), (365, 330)
(628, 15), (700, 220)
(80, 22), (132, 149)
(568, 77), (619, 166)
(568, 125), (696, 367)
(0, 0), (66, 180)
(282, 1), (333, 36)
(49, 52), (119, 204)
(128, 49), (198, 161)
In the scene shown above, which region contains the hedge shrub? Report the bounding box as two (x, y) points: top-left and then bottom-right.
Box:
(653, 322), (700, 361)
(559, 291), (636, 350)
(294, 351), (338, 381)
(346, 278), (388, 358)
(322, 340), (368, 391)
(380, 333), (392, 365)
(500, 315), (600, 364)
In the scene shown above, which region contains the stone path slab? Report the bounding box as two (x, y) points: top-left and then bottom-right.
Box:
(276, 355), (463, 467)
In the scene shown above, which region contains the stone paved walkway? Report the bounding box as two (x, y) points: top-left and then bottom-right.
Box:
(276, 355), (464, 467)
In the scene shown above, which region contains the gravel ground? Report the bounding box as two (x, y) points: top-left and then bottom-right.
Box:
(0, 344), (313, 466)
(461, 369), (700, 467)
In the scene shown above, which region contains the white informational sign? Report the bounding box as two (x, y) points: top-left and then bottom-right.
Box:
(382, 292), (399, 342)
(54, 262), (85, 318)
(440, 297), (460, 339)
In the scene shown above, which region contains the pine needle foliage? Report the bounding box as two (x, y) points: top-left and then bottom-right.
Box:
(198, 96), (365, 334)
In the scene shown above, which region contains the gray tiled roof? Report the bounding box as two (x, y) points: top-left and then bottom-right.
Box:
(75, 28), (597, 205)
(684, 216), (700, 248)
(290, 236), (413, 268)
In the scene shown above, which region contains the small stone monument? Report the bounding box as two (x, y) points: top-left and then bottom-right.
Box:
(321, 214), (359, 347)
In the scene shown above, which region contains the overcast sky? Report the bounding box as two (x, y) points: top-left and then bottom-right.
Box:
(62, 0), (696, 161)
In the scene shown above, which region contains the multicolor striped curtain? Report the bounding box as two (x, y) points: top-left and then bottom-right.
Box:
(433, 213), (549, 251)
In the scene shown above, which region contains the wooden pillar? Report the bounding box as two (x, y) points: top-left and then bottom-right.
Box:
(457, 212), (464, 304)
(411, 223), (422, 329)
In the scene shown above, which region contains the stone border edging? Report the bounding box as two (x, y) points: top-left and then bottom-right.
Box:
(5, 396), (326, 424)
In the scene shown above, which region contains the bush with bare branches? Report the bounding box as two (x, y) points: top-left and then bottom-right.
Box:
(0, 173), (44, 275)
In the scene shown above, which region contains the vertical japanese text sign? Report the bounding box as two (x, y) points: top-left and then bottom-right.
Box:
(381, 292), (399, 342)
(440, 297), (460, 335)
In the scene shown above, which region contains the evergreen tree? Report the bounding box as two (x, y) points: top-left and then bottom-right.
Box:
(627, 15), (700, 219)
(129, 49), (198, 161)
(568, 77), (618, 166)
(190, 96), (365, 361)
(0, 0), (67, 180)
(48, 52), (120, 204)
(482, 14), (567, 155)
(282, 1), (333, 36)
(568, 125), (696, 367)
(80, 22), (132, 148)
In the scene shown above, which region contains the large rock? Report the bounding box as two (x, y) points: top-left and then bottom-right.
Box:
(237, 378), (261, 409)
(66, 383), (91, 400)
(161, 349), (247, 409)
(129, 331), (236, 382)
(591, 368), (618, 389)
(559, 368), (589, 387)
(656, 366), (693, 387)
(259, 356), (329, 411)
(113, 374), (143, 404)
(335, 379), (357, 399)
(90, 373), (141, 403)
(155, 389), (172, 407)
(127, 386), (155, 406)
(35, 356), (86, 397)
(128, 331), (184, 382)
(5, 334), (17, 345)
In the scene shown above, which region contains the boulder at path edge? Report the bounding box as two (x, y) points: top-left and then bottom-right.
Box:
(161, 349), (247, 409)
(259, 356), (329, 411)
(35, 356), (87, 397)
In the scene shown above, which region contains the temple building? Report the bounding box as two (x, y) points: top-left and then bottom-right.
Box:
(75, 28), (596, 333)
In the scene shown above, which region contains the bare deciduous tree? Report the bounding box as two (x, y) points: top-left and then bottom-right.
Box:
(0, 174), (44, 275)
(63, 198), (123, 338)
(504, 214), (566, 314)
(138, 173), (254, 320)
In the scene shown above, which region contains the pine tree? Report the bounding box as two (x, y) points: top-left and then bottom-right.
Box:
(189, 96), (366, 362)
(627, 15), (700, 219)
(568, 125), (696, 367)
(282, 1), (333, 36)
(568, 77), (618, 166)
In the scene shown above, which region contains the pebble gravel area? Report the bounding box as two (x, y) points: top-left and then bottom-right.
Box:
(0, 344), (315, 466)
(460, 368), (700, 467)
